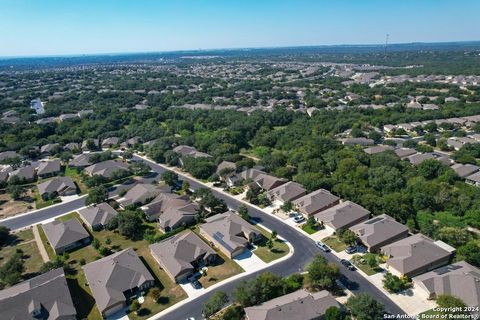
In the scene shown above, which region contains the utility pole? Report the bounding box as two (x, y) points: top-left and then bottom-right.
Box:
(384, 33), (389, 55)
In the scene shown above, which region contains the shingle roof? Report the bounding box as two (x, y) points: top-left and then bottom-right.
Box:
(267, 181), (306, 203)
(451, 163), (479, 178)
(173, 145), (212, 158)
(69, 153), (95, 167)
(350, 214), (409, 249)
(36, 160), (61, 176)
(78, 203), (118, 227)
(407, 153), (435, 165)
(315, 201), (370, 230)
(83, 248), (154, 313)
(42, 218), (90, 251)
(381, 234), (453, 276)
(150, 230), (215, 279)
(9, 165), (36, 181)
(118, 183), (171, 207)
(363, 145), (393, 155)
(254, 174), (287, 191)
(244, 289), (339, 320)
(0, 151), (18, 162)
(0, 268), (76, 320)
(413, 261), (480, 307)
(37, 176), (76, 196)
(142, 193), (198, 229)
(293, 189), (340, 216)
(84, 160), (129, 178)
(200, 211), (260, 255)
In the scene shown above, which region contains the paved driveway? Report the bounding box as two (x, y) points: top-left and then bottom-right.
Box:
(179, 280), (206, 298)
(234, 249), (267, 271)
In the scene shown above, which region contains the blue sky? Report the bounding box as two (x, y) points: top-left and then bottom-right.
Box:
(1, 0), (479, 57)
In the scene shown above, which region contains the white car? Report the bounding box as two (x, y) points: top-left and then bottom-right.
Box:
(293, 215), (305, 223)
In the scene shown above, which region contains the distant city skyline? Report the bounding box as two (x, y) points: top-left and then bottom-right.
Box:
(1, 0), (479, 57)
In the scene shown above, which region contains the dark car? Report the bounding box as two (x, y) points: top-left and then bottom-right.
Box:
(191, 279), (202, 289)
(345, 246), (357, 254)
(340, 259), (356, 271)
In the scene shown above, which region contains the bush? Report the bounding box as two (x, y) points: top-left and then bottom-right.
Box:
(382, 272), (411, 293)
(202, 291), (229, 318)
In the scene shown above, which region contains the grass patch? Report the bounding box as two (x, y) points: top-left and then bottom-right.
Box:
(301, 223), (320, 235)
(198, 251), (244, 288)
(0, 228), (44, 278)
(253, 225), (290, 263)
(351, 254), (383, 276)
(33, 189), (61, 209)
(37, 224), (56, 259)
(65, 270), (103, 320)
(65, 166), (88, 194)
(322, 236), (347, 253)
(56, 211), (81, 222)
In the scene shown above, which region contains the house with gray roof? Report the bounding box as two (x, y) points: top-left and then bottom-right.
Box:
(394, 148), (417, 159)
(81, 139), (100, 151)
(267, 181), (307, 204)
(451, 163), (479, 178)
(37, 176), (77, 199)
(413, 261), (480, 307)
(341, 137), (374, 146)
(150, 230), (216, 282)
(0, 151), (18, 162)
(78, 203), (118, 230)
(101, 137), (119, 149)
(293, 189), (340, 217)
(69, 153), (95, 168)
(83, 248), (154, 317)
(142, 193), (198, 230)
(117, 183), (171, 208)
(200, 211), (261, 258)
(244, 289), (340, 320)
(84, 160), (130, 178)
(350, 214), (409, 252)
(254, 173), (287, 191)
(63, 142), (80, 153)
(315, 201), (370, 232)
(120, 137), (141, 149)
(407, 153), (435, 166)
(465, 171), (480, 187)
(36, 159), (61, 178)
(381, 234), (454, 278)
(363, 145), (393, 155)
(0, 268), (76, 320)
(9, 165), (36, 182)
(40, 143), (60, 156)
(42, 218), (90, 254)
(216, 160), (236, 175)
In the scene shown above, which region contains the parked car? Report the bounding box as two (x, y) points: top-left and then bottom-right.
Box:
(315, 241), (331, 252)
(338, 275), (359, 290)
(340, 259), (356, 271)
(293, 215), (305, 223)
(345, 246), (357, 254)
(190, 279), (202, 289)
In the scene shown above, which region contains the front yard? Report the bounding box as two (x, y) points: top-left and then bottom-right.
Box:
(253, 225), (290, 263)
(322, 235), (347, 252)
(350, 253), (383, 276)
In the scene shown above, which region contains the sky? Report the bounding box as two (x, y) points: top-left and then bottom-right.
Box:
(0, 0), (479, 57)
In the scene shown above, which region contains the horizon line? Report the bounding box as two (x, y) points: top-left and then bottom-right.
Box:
(1, 39), (480, 60)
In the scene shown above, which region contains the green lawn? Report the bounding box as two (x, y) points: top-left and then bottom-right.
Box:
(350, 254), (383, 276)
(37, 225), (56, 259)
(301, 223), (321, 235)
(322, 236), (347, 252)
(253, 225), (290, 263)
(0, 229), (44, 278)
(64, 166), (88, 194)
(65, 270), (103, 320)
(33, 189), (61, 209)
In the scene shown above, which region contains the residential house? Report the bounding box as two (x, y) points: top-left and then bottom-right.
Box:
(315, 201), (370, 233)
(292, 189), (340, 217)
(64, 142), (80, 153)
(101, 137), (119, 149)
(216, 160), (236, 175)
(267, 181), (307, 205)
(199, 211), (261, 258)
(407, 153), (435, 166)
(0, 150), (18, 162)
(149, 230), (216, 282)
(173, 145), (212, 166)
(349, 214), (409, 252)
(394, 148), (417, 159)
(83, 248), (155, 317)
(341, 137), (374, 146)
(117, 183), (170, 208)
(37, 177), (77, 199)
(36, 160), (61, 178)
(465, 172), (480, 187)
(81, 139), (100, 151)
(84, 160), (130, 178)
(42, 218), (91, 254)
(8, 165), (36, 182)
(120, 137), (140, 149)
(78, 203), (118, 230)
(451, 163), (480, 178)
(363, 145), (393, 155)
(69, 153), (95, 168)
(141, 193), (198, 230)
(381, 234), (455, 278)
(40, 143), (60, 156)
(244, 289), (340, 320)
(0, 268), (77, 320)
(412, 261), (480, 307)
(254, 173), (287, 191)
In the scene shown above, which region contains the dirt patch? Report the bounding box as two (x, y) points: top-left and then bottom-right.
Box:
(0, 192), (33, 220)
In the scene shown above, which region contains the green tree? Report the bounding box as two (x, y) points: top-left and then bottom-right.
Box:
(0, 226), (11, 246)
(85, 185), (108, 205)
(456, 241), (480, 267)
(325, 306), (344, 320)
(161, 171), (179, 188)
(117, 210), (144, 239)
(345, 293), (385, 320)
(202, 291), (229, 318)
(305, 255), (339, 290)
(238, 204), (250, 220)
(0, 251), (24, 287)
(130, 300), (140, 314)
(436, 294), (466, 308)
(382, 272), (410, 293)
(340, 229), (358, 247)
(280, 200), (293, 212)
(6, 185), (23, 200)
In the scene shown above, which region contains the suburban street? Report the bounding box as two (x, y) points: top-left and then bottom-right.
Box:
(0, 155), (406, 319)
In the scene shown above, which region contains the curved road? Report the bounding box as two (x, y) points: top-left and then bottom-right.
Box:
(0, 155), (406, 319)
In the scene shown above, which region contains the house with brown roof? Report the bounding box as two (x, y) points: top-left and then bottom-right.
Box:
(244, 289), (340, 320)
(101, 137), (119, 149)
(254, 173), (287, 191)
(117, 183), (170, 208)
(0, 150), (18, 162)
(40, 143), (60, 156)
(349, 214), (409, 252)
(173, 145), (212, 166)
(37, 176), (77, 200)
(36, 160), (61, 178)
(69, 153), (95, 168)
(84, 159), (130, 178)
(83, 248), (154, 317)
(42, 218), (90, 254)
(8, 165), (36, 182)
(78, 202), (118, 230)
(150, 230), (216, 282)
(141, 193), (198, 230)
(0, 268), (77, 320)
(412, 261), (480, 307)
(381, 234), (454, 278)
(315, 201), (370, 233)
(267, 181), (307, 205)
(451, 163), (479, 178)
(292, 189), (340, 217)
(199, 211), (261, 258)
